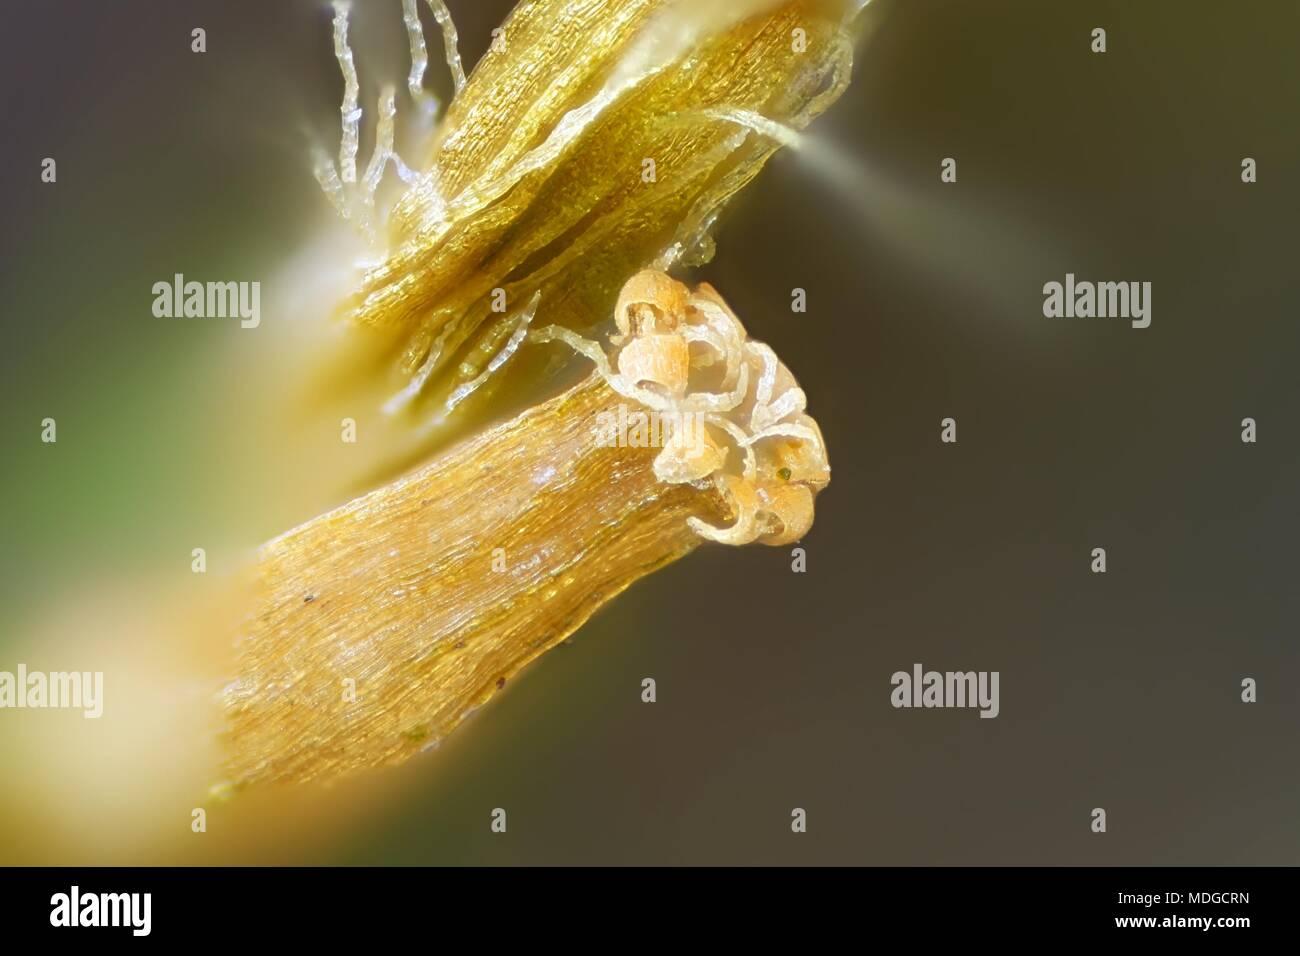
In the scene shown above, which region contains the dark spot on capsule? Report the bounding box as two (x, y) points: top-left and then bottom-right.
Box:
(496, 677), (507, 690)
(304, 594), (316, 603)
(777, 467), (792, 481)
(453, 640), (465, 649)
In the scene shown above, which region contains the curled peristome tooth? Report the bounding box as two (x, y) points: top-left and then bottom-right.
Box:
(751, 385), (807, 432)
(755, 482), (816, 546)
(689, 474), (763, 546)
(615, 269), (688, 341)
(540, 270), (829, 548)
(756, 419), (831, 488)
(685, 284), (745, 385)
(617, 332), (691, 397)
(654, 419), (727, 485)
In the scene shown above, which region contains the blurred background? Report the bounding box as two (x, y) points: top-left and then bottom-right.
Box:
(0, 0), (1297, 864)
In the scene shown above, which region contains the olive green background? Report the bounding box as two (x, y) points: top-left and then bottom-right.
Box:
(1, 0), (1296, 864)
